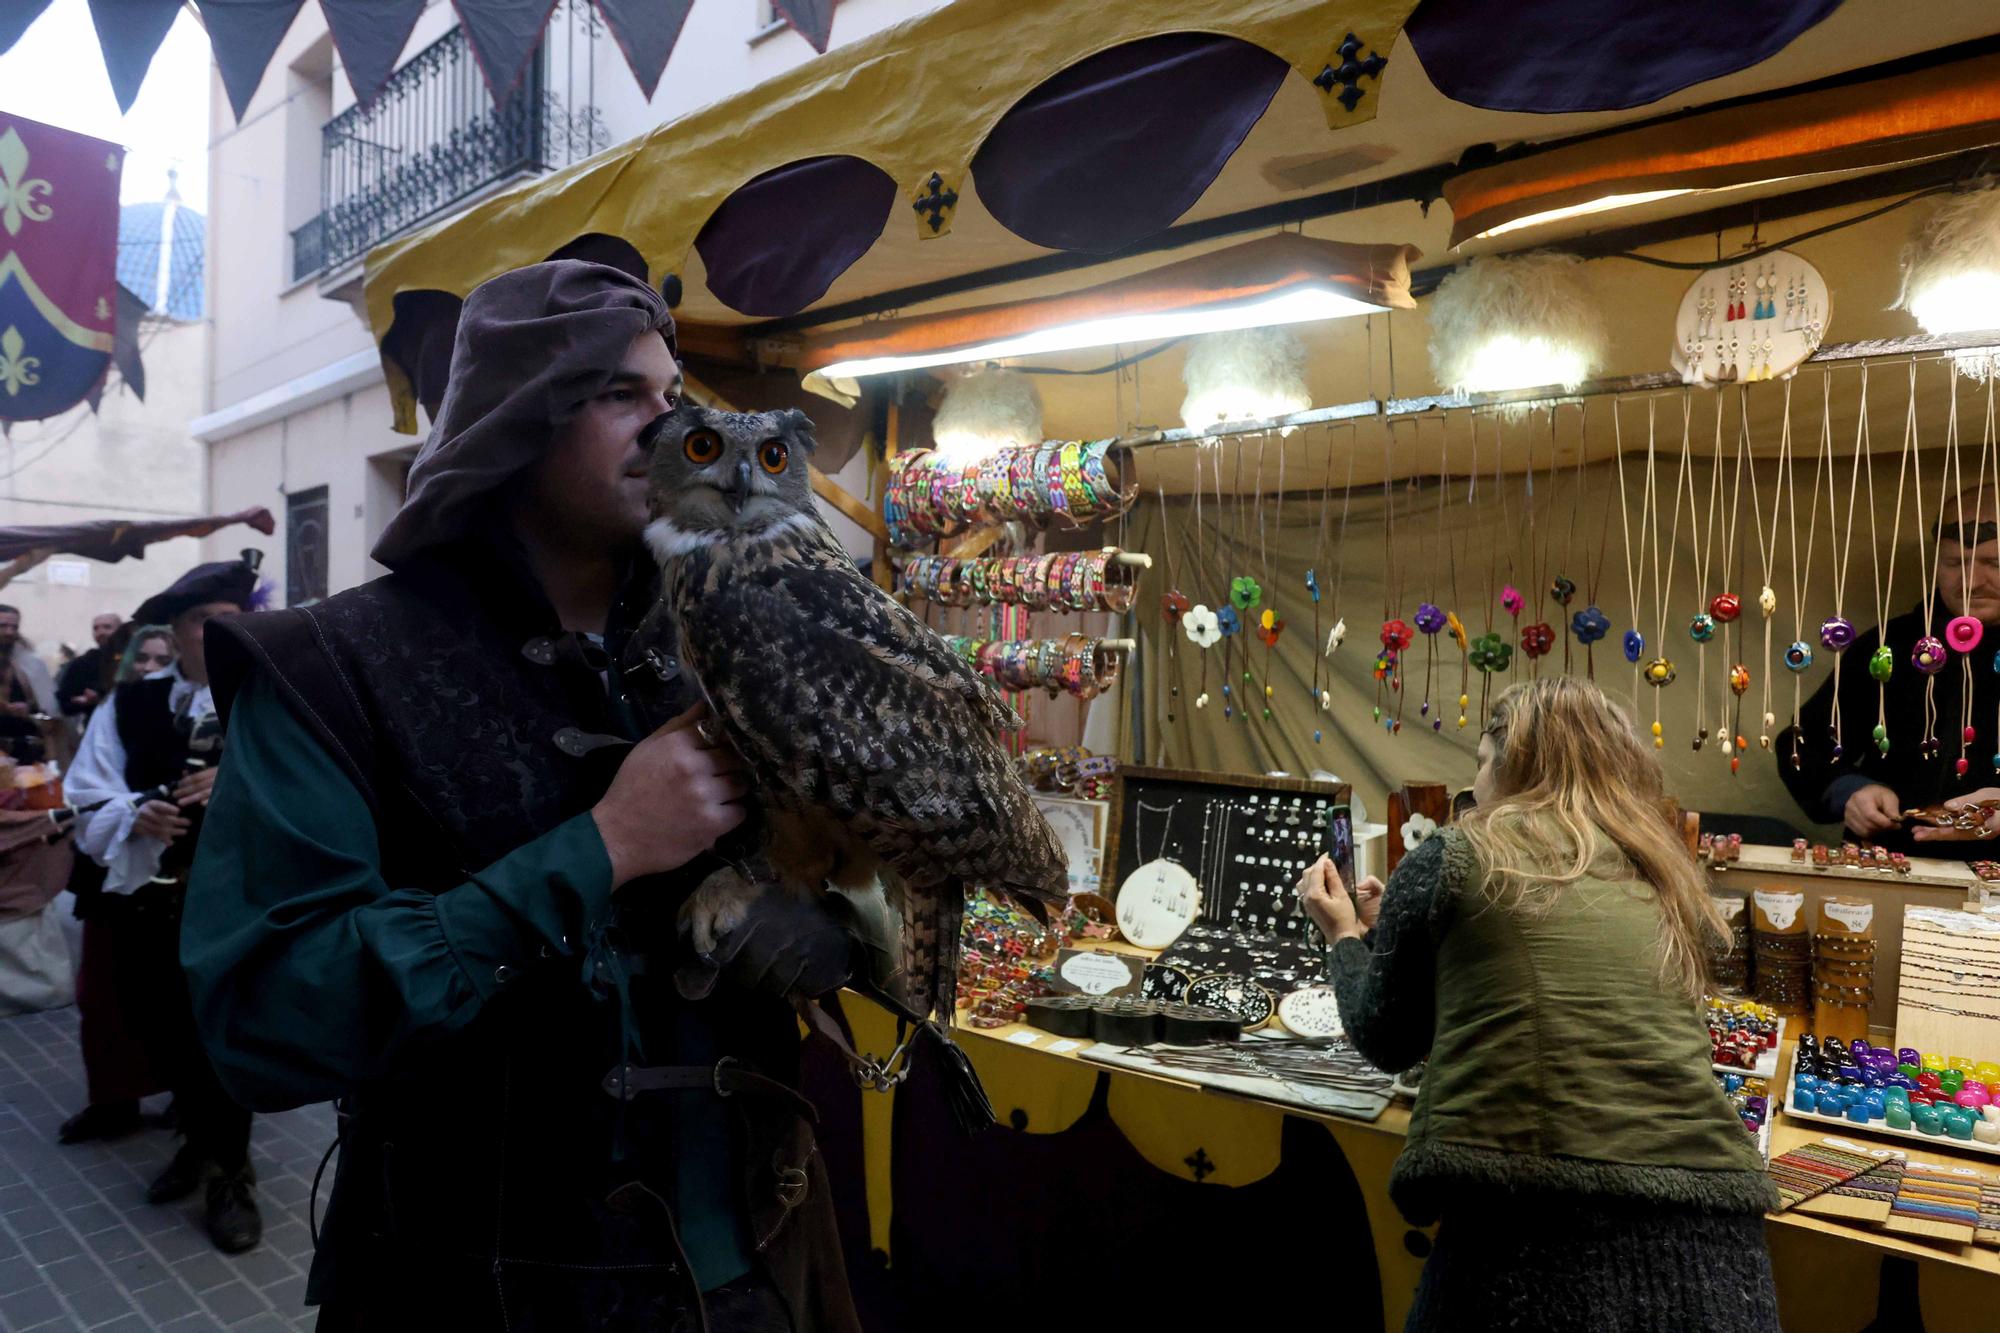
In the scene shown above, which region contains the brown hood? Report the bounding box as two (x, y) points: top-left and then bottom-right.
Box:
(372, 260), (676, 569)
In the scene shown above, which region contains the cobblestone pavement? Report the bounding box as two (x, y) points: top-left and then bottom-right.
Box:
(0, 1004), (334, 1331)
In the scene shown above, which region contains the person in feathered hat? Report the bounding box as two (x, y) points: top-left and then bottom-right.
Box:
(65, 553), (263, 1254)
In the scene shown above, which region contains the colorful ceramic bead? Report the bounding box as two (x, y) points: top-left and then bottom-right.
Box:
(1948, 614), (1985, 653)
(1820, 615), (1857, 651)
(1689, 612), (1716, 643)
(1710, 592), (1741, 623)
(1550, 575), (1576, 606)
(1913, 635), (1948, 674)
(1644, 657), (1676, 686)
(1869, 645), (1894, 682)
(1624, 629), (1644, 663)
(1783, 640), (1814, 672)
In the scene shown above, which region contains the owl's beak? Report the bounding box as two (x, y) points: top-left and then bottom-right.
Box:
(722, 458), (754, 512)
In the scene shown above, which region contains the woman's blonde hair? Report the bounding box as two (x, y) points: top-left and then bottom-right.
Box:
(1456, 677), (1722, 1000)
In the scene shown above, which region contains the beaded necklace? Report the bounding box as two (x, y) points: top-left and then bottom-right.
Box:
(1716, 389), (1750, 773)
(1415, 417), (1449, 729)
(1784, 374), (1831, 771)
(1688, 392), (1726, 753)
(1571, 406), (1613, 680)
(1750, 378), (1792, 753)
(1157, 479), (1186, 725)
(1258, 431), (1285, 722)
(1612, 397), (1654, 710)
(1909, 360), (1947, 761)
(1643, 394), (1695, 747)
(1944, 370), (1986, 779)
(1308, 425), (1336, 742)
(1860, 363), (1909, 761)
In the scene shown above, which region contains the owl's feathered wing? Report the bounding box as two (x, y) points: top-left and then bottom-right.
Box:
(669, 519), (1067, 1021)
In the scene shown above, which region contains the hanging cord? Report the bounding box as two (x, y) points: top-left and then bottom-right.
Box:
(1687, 391), (1724, 751)
(1951, 369), (1983, 779)
(1613, 398), (1648, 709)
(1987, 364), (2000, 773)
(1455, 410), (1474, 729)
(1787, 373), (1831, 771)
(1650, 396), (1696, 746)
(1910, 359), (1945, 759)
(1329, 421), (1358, 660)
(1261, 430), (1284, 724)
(1309, 424), (1336, 737)
(1157, 479), (1183, 725)
(1863, 363), (1908, 760)
(1750, 378), (1791, 752)
(1717, 387), (1749, 771)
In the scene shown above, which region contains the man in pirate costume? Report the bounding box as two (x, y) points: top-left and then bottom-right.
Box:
(66, 557), (263, 1252)
(1779, 489), (2000, 858)
(183, 262), (860, 1332)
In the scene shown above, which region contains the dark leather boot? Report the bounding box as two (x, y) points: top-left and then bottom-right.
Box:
(57, 1100), (142, 1145)
(145, 1142), (205, 1205)
(203, 1166), (262, 1254)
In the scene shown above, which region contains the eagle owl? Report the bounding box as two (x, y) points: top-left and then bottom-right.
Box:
(635, 402), (1067, 1024)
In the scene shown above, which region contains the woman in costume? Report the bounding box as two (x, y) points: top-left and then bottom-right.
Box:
(1301, 676), (1776, 1332)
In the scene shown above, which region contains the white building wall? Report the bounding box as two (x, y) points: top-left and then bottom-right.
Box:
(203, 0), (938, 596)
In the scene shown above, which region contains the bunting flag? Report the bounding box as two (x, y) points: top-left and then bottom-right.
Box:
(771, 0), (835, 53)
(0, 113), (121, 425)
(202, 0), (310, 121)
(321, 0), (428, 107)
(592, 0), (694, 101)
(451, 0), (559, 103)
(6, 0), (835, 119)
(85, 0), (183, 114)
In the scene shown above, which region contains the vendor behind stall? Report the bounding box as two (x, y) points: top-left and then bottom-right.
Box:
(1778, 489), (2000, 856)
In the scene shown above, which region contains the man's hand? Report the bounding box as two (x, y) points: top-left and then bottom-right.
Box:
(1299, 854), (1377, 945)
(593, 704), (749, 889)
(1843, 784), (1904, 837)
(1912, 786), (2000, 842)
(173, 767), (217, 809)
(132, 799), (190, 844)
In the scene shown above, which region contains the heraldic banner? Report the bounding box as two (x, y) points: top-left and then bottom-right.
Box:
(0, 112), (122, 423)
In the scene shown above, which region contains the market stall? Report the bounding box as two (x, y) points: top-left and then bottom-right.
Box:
(350, 0), (2000, 1325)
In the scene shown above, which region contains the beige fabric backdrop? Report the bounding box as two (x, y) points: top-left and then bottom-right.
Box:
(1117, 417), (1974, 837)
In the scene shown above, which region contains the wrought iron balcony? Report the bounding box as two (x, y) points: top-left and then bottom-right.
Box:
(293, 5), (609, 280)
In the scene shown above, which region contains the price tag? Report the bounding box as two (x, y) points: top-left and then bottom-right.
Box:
(1048, 1040), (1082, 1054)
(1054, 949), (1140, 997)
(1822, 900), (1875, 933)
(1754, 889), (1804, 931)
(1007, 1031), (1040, 1046)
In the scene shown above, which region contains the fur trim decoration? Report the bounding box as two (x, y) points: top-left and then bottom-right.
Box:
(1180, 327), (1311, 430)
(1427, 251), (1608, 399)
(932, 368), (1043, 463)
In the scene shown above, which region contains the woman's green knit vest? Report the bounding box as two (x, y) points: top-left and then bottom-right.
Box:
(1388, 829), (1775, 1225)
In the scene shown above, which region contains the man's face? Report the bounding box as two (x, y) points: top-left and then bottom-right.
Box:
(1939, 537), (2000, 623)
(91, 614), (118, 646)
(517, 332), (681, 551)
(0, 612), (20, 651)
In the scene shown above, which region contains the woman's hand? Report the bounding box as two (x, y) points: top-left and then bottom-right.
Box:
(1299, 854), (1378, 945)
(1912, 786), (2000, 842)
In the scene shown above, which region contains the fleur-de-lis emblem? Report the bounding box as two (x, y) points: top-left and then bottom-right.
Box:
(0, 129), (55, 237)
(0, 327), (41, 396)
(95, 297), (109, 320)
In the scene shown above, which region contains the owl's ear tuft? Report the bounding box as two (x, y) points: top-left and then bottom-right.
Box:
(780, 408), (818, 449)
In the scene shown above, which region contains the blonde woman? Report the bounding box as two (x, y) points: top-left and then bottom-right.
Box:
(1300, 678), (1776, 1332)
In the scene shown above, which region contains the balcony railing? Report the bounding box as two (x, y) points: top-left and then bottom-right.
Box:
(292, 5), (608, 281)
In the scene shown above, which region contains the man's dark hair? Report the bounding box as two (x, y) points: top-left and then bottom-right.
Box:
(0, 605), (20, 618)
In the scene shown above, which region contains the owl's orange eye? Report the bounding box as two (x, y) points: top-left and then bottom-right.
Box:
(683, 430), (722, 464)
(758, 440), (790, 475)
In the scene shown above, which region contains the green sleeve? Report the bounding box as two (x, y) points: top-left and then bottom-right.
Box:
(183, 670), (616, 1111)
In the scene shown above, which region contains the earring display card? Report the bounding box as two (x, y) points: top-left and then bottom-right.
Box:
(1106, 766), (1355, 946)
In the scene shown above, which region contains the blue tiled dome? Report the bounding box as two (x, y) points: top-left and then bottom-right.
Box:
(118, 184), (205, 322)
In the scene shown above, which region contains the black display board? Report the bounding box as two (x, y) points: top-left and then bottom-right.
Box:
(1105, 766), (1355, 943)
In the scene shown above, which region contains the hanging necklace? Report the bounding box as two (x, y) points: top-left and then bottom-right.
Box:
(1307, 426), (1335, 740)
(1184, 448), (1218, 712)
(1688, 392), (1726, 752)
(1832, 365), (1875, 758)
(1644, 395), (1694, 746)
(1257, 432), (1286, 722)
(1860, 362), (1909, 759)
(1521, 408), (1559, 675)
(1716, 389), (1751, 772)
(1571, 406), (1613, 678)
(1946, 369), (1985, 780)
(1784, 374), (1831, 772)
(1450, 413), (1473, 730)
(1220, 444), (1248, 719)
(1157, 479), (1189, 725)
(1986, 368), (2000, 774)
(1377, 417), (1411, 733)
(1551, 408), (1582, 675)
(1327, 422), (1357, 662)
(1751, 378), (1792, 753)
(1908, 360), (1947, 761)
(1470, 412), (1515, 717)
(1613, 397), (1656, 708)
(1412, 417), (1450, 729)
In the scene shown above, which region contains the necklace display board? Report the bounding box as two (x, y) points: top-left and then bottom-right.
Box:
(1896, 907), (2000, 1058)
(1105, 766), (1355, 950)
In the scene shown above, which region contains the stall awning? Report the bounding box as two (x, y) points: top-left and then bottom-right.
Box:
(355, 0), (2000, 432)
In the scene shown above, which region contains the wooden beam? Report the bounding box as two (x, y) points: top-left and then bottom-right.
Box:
(946, 527), (1004, 560)
(812, 467), (887, 542)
